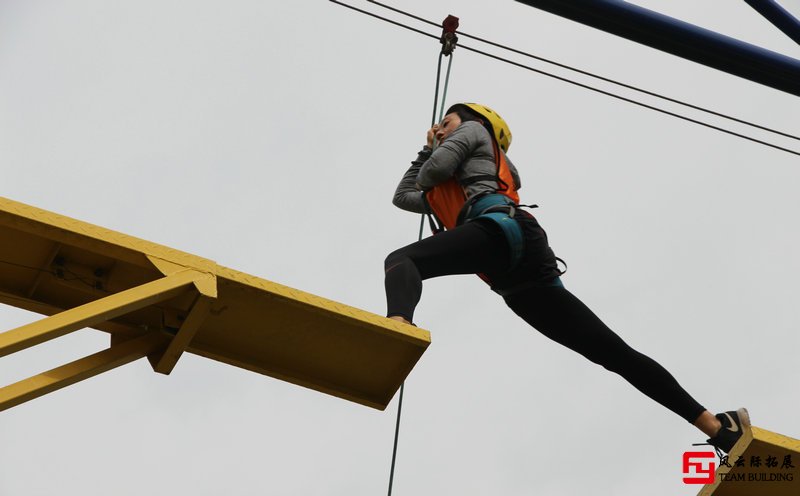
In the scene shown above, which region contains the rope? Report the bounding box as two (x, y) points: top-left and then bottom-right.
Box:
(439, 54), (454, 123)
(388, 40), (456, 496)
(328, 0), (800, 158)
(431, 52), (443, 127)
(387, 383), (404, 496)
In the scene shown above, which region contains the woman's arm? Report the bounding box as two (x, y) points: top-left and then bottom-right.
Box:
(416, 121), (484, 190)
(505, 153), (522, 190)
(392, 146), (431, 214)
(392, 121), (488, 213)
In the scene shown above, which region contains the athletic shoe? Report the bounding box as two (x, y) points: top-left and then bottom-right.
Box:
(707, 408), (751, 453)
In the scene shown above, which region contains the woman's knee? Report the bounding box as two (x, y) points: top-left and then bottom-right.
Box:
(385, 247), (412, 272)
(588, 341), (642, 375)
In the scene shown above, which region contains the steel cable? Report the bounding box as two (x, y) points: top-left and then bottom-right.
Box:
(367, 0), (800, 143)
(329, 0), (800, 157)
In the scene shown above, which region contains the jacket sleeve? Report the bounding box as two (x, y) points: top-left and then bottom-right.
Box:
(416, 121), (484, 190)
(392, 146), (431, 214)
(505, 154), (522, 190)
(417, 121), (491, 191)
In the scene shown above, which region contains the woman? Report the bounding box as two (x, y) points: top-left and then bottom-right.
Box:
(384, 102), (747, 453)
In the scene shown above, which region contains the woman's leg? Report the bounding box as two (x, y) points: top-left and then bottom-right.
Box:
(504, 286), (707, 424)
(387, 221), (740, 447)
(385, 220), (509, 323)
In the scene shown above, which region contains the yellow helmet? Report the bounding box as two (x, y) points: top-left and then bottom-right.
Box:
(463, 103), (512, 152)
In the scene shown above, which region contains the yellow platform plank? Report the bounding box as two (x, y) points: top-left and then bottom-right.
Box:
(698, 426), (800, 495)
(0, 197), (430, 410)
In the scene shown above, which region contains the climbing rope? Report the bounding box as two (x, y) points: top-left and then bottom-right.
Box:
(438, 53), (455, 125)
(387, 15), (458, 496)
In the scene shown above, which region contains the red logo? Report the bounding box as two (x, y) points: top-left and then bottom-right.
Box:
(683, 451), (716, 484)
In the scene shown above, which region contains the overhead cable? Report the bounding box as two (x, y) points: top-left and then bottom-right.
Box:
(367, 0), (800, 143)
(458, 44), (799, 157)
(329, 0), (800, 158)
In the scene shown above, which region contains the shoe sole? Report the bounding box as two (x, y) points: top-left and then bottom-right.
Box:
(737, 407), (751, 429)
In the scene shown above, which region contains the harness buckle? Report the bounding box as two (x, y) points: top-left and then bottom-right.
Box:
(482, 204), (515, 218)
(440, 15), (459, 56)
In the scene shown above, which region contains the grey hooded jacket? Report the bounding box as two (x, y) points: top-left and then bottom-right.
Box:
(392, 121), (521, 214)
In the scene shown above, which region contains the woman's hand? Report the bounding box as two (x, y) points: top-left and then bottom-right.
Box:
(426, 124), (440, 148)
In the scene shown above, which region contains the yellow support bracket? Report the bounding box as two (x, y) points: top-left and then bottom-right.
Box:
(151, 294), (213, 375)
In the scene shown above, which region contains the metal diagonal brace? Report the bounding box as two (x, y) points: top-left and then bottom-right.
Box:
(0, 269), (206, 358)
(0, 268), (215, 412)
(744, 0), (800, 46)
(151, 294), (213, 375)
(0, 332), (168, 412)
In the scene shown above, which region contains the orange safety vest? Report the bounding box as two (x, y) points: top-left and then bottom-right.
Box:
(424, 140), (519, 230)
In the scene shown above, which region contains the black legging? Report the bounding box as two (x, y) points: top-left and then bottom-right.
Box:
(384, 219), (706, 424)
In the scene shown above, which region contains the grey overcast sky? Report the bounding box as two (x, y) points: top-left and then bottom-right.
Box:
(1, 1), (799, 495)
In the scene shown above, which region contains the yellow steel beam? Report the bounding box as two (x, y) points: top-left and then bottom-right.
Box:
(0, 196), (217, 273)
(0, 289), (151, 339)
(0, 269), (204, 358)
(0, 332), (168, 412)
(26, 242), (61, 298)
(152, 295), (212, 375)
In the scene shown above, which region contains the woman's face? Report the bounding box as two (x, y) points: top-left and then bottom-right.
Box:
(435, 112), (462, 143)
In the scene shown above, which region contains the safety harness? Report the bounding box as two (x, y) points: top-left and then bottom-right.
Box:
(423, 139), (528, 271)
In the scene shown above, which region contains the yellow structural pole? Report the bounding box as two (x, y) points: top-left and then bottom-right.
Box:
(0, 269), (205, 358)
(0, 332), (168, 412)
